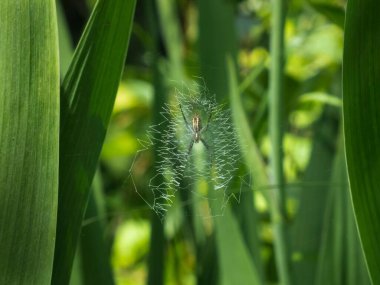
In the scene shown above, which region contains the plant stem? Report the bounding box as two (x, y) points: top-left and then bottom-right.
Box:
(269, 0), (292, 284)
(146, 1), (165, 285)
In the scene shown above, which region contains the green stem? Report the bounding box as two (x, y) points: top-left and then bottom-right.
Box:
(269, 0), (291, 284)
(146, 1), (165, 284)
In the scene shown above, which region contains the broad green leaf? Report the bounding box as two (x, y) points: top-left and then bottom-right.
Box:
(58, 7), (114, 285)
(315, 132), (370, 285)
(0, 1), (59, 284)
(211, 198), (261, 285)
(343, 0), (380, 283)
(52, 0), (136, 283)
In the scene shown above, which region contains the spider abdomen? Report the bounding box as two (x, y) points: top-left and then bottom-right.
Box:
(192, 116), (202, 142)
(179, 104), (211, 152)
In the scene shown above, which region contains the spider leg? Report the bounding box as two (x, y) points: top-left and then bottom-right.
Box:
(201, 138), (213, 161)
(188, 139), (195, 154)
(200, 111), (212, 133)
(200, 138), (209, 150)
(179, 104), (192, 132)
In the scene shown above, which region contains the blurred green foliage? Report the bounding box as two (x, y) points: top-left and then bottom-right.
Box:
(4, 0), (377, 284)
(62, 0), (368, 284)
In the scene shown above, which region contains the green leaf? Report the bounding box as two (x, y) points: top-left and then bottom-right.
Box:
(315, 132), (370, 285)
(0, 1), (59, 284)
(79, 172), (114, 285)
(198, 0), (236, 101)
(211, 201), (262, 285)
(227, 57), (265, 284)
(298, 92), (342, 107)
(315, 133), (346, 285)
(52, 1), (136, 283)
(227, 58), (267, 188)
(57, 1), (73, 76)
(290, 109), (337, 283)
(343, 0), (380, 283)
(69, 173), (114, 285)
(232, 175), (265, 282)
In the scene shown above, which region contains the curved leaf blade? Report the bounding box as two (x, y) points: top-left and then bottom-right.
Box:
(53, 0), (136, 283)
(226, 57), (265, 284)
(343, 0), (380, 283)
(0, 1), (59, 283)
(213, 206), (262, 285)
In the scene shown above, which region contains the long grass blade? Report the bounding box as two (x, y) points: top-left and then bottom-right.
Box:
(227, 57), (266, 284)
(79, 171), (114, 284)
(52, 1), (136, 283)
(268, 0), (292, 283)
(210, 193), (262, 285)
(198, 0), (236, 100)
(0, 1), (59, 283)
(343, 0), (380, 283)
(291, 109), (337, 283)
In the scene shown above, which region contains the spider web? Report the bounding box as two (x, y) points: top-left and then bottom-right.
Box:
(129, 82), (242, 220)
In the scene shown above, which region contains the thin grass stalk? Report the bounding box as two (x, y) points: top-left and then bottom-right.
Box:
(146, 2), (165, 285)
(269, 0), (292, 284)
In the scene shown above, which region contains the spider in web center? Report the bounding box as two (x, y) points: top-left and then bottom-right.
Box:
(180, 104), (212, 154)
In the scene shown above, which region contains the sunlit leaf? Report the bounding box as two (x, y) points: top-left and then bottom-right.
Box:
(298, 92), (342, 107)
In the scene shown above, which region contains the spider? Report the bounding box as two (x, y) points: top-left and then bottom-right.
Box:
(180, 104), (212, 154)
